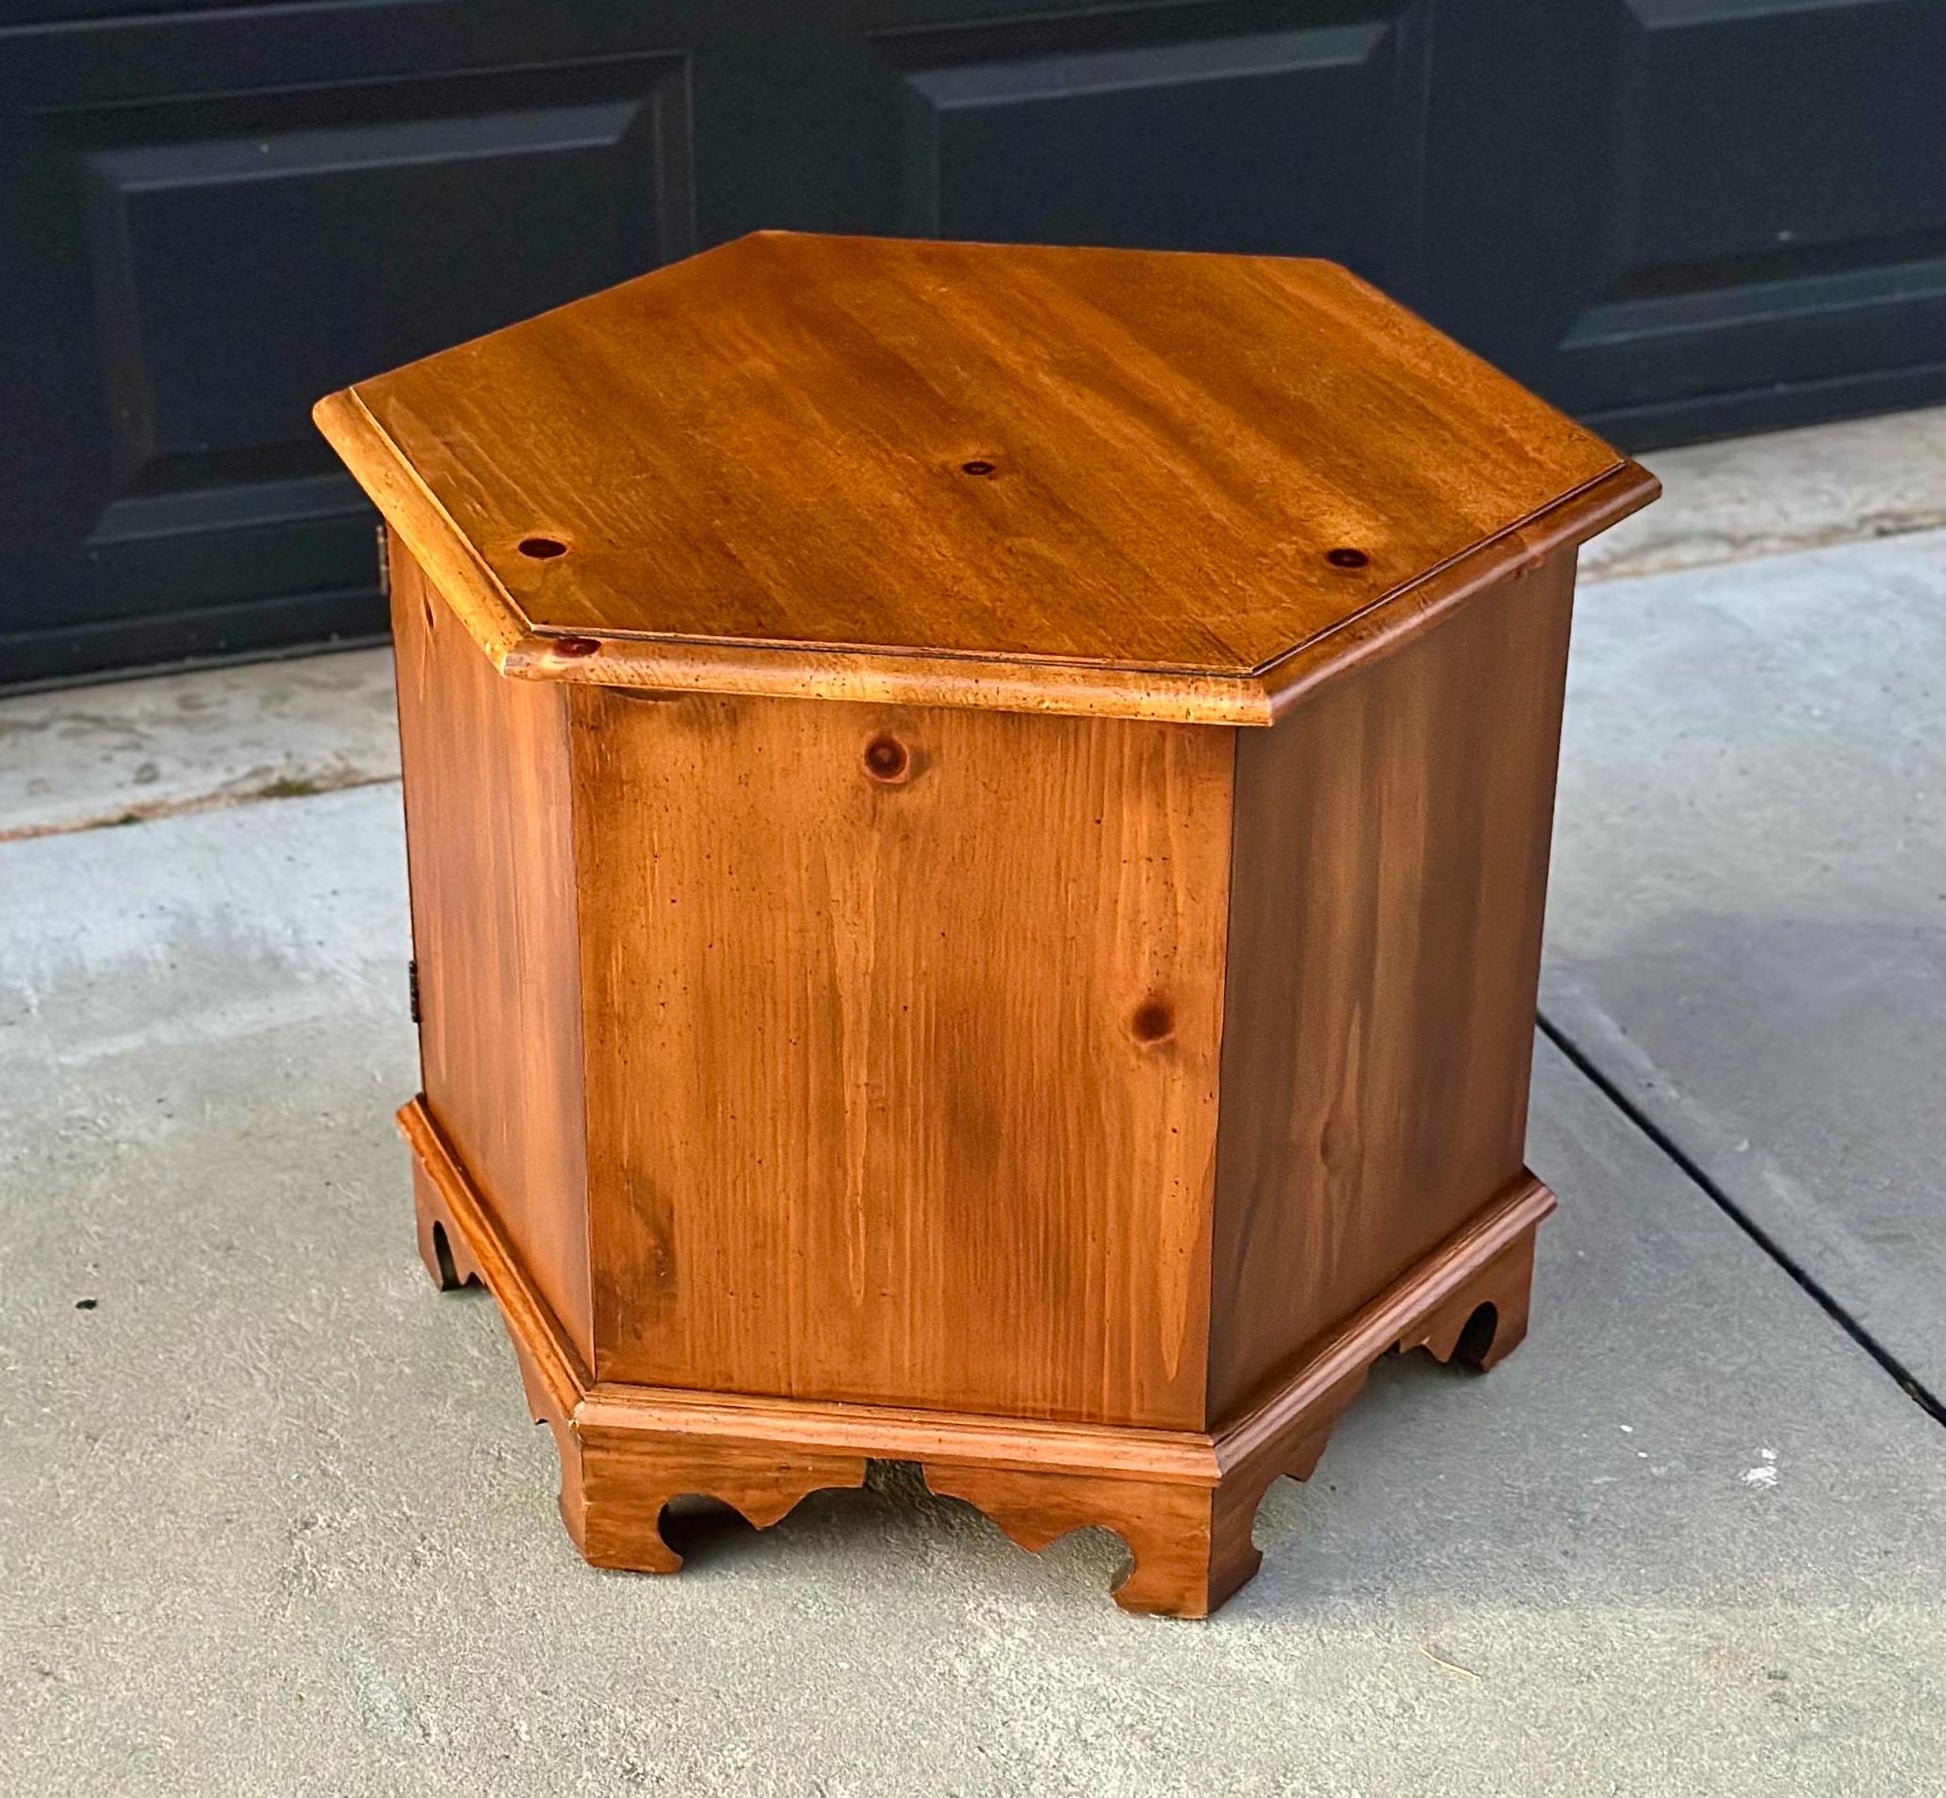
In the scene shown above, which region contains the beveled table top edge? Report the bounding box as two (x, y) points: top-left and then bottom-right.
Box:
(318, 385), (1657, 727)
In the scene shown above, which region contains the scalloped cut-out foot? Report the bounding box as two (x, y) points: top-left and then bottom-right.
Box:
(921, 1462), (1269, 1617)
(1398, 1228), (1535, 1372)
(504, 1350), (868, 1577)
(412, 1157), (482, 1291)
(565, 1424), (867, 1575)
(920, 1371), (1363, 1619)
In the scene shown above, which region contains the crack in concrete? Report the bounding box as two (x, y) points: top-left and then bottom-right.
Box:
(0, 769), (402, 845)
(1536, 1009), (1946, 1431)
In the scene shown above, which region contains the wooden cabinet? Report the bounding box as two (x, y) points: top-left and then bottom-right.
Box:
(318, 231), (1656, 1616)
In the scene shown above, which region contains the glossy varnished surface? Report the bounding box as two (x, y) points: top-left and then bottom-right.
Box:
(1206, 550), (1578, 1422)
(327, 233), (1638, 687)
(567, 688), (1234, 1425)
(391, 547), (593, 1360)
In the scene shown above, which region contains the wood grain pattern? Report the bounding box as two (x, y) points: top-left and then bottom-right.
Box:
(391, 543), (593, 1361)
(567, 689), (1235, 1426)
(404, 1095), (1547, 1616)
(314, 234), (1657, 725)
(1206, 548), (1578, 1423)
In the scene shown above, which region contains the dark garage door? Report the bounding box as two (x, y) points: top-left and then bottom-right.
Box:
(5, 0), (1944, 686)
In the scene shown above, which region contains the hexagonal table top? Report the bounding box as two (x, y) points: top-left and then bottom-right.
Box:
(318, 233), (1654, 723)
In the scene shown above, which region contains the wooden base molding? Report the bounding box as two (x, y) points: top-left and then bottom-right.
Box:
(403, 1097), (1550, 1618)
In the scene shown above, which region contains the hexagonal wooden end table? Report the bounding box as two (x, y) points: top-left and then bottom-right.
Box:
(318, 231), (1656, 1617)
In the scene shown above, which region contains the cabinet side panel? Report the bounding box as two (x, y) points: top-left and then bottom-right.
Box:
(572, 692), (1233, 1428)
(1208, 552), (1576, 1422)
(391, 545), (591, 1360)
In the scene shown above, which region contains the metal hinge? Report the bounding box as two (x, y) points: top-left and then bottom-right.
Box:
(408, 958), (421, 1025)
(375, 520), (391, 600)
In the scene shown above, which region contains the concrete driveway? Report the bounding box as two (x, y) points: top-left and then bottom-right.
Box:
(3, 407), (1943, 1795)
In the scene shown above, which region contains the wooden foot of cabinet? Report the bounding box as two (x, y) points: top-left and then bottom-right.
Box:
(920, 1460), (1269, 1617)
(403, 1097), (1549, 1617)
(1400, 1228), (1535, 1373)
(538, 1380), (868, 1577)
(412, 1157), (482, 1292)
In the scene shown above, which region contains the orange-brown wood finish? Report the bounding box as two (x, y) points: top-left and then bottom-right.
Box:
(568, 689), (1233, 1425)
(322, 235), (1656, 1617)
